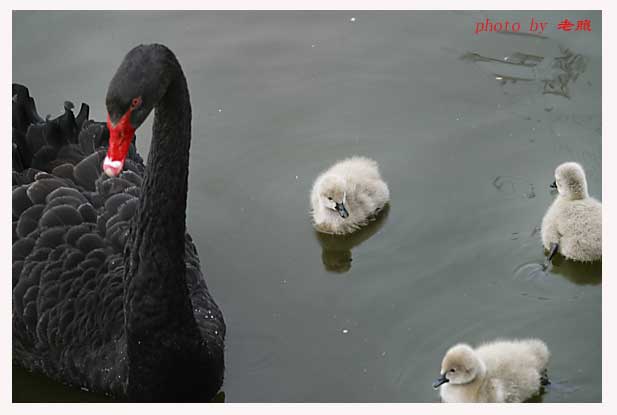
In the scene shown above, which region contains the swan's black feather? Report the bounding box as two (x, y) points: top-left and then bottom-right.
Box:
(13, 129), (30, 172)
(52, 163), (76, 181)
(75, 103), (90, 131)
(44, 195), (83, 211)
(13, 221), (19, 243)
(13, 168), (40, 187)
(120, 170), (142, 187)
(36, 227), (68, 249)
(34, 171), (59, 181)
(27, 178), (66, 205)
(12, 237), (35, 261)
(39, 205), (84, 228)
(13, 185), (33, 218)
(16, 204), (45, 238)
(104, 193), (134, 216)
(118, 197), (138, 221)
(13, 84), (43, 135)
(73, 151), (105, 191)
(13, 46), (225, 401)
(65, 223), (97, 246)
(13, 261), (24, 287)
(76, 233), (106, 253)
(47, 186), (88, 204)
(78, 121), (109, 155)
(78, 203), (97, 223)
(123, 186), (141, 198)
(97, 177), (134, 197)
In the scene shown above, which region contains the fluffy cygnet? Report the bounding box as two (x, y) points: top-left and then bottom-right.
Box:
(310, 156), (390, 235)
(542, 162), (602, 263)
(433, 339), (550, 403)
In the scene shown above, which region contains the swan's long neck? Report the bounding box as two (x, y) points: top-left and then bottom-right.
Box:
(123, 66), (200, 399)
(137, 74), (192, 277)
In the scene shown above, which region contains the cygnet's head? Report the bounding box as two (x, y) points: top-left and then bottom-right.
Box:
(552, 162), (588, 200)
(319, 176), (349, 218)
(433, 344), (486, 389)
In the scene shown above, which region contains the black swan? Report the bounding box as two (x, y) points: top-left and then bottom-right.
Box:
(12, 44), (226, 402)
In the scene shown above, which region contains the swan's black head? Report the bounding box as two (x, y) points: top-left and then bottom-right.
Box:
(104, 44), (178, 176)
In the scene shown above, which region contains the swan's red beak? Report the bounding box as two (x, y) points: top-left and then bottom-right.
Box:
(105, 111), (136, 177)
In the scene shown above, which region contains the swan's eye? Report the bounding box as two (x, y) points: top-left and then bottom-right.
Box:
(130, 97), (142, 110)
(328, 197), (332, 201)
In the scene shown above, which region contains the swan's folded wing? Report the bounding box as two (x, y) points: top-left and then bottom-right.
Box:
(184, 237), (226, 350)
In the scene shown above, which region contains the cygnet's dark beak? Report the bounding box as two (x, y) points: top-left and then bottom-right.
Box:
(432, 373), (449, 389)
(336, 202), (349, 219)
(549, 180), (557, 189)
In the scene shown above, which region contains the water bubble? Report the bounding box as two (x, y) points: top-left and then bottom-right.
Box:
(218, 108), (223, 113)
(381, 351), (387, 357)
(349, 17), (356, 22)
(342, 328), (349, 334)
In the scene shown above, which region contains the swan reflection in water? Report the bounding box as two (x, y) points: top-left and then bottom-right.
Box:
(548, 254), (602, 286)
(314, 205), (390, 273)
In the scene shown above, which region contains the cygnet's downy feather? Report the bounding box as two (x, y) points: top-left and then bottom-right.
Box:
(433, 338), (550, 403)
(542, 162), (601, 262)
(310, 156), (389, 235)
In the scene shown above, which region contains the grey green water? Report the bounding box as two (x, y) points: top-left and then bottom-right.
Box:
(12, 11), (601, 402)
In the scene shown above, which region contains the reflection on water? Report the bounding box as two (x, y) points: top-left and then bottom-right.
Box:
(212, 391), (226, 403)
(12, 364), (227, 403)
(525, 384), (550, 403)
(314, 205), (390, 273)
(12, 365), (112, 402)
(549, 255), (602, 286)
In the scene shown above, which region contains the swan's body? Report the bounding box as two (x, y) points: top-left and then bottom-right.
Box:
(310, 156), (389, 235)
(541, 162), (601, 262)
(12, 45), (225, 402)
(433, 339), (550, 403)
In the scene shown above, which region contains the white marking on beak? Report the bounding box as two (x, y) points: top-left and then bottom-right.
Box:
(103, 155), (124, 177)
